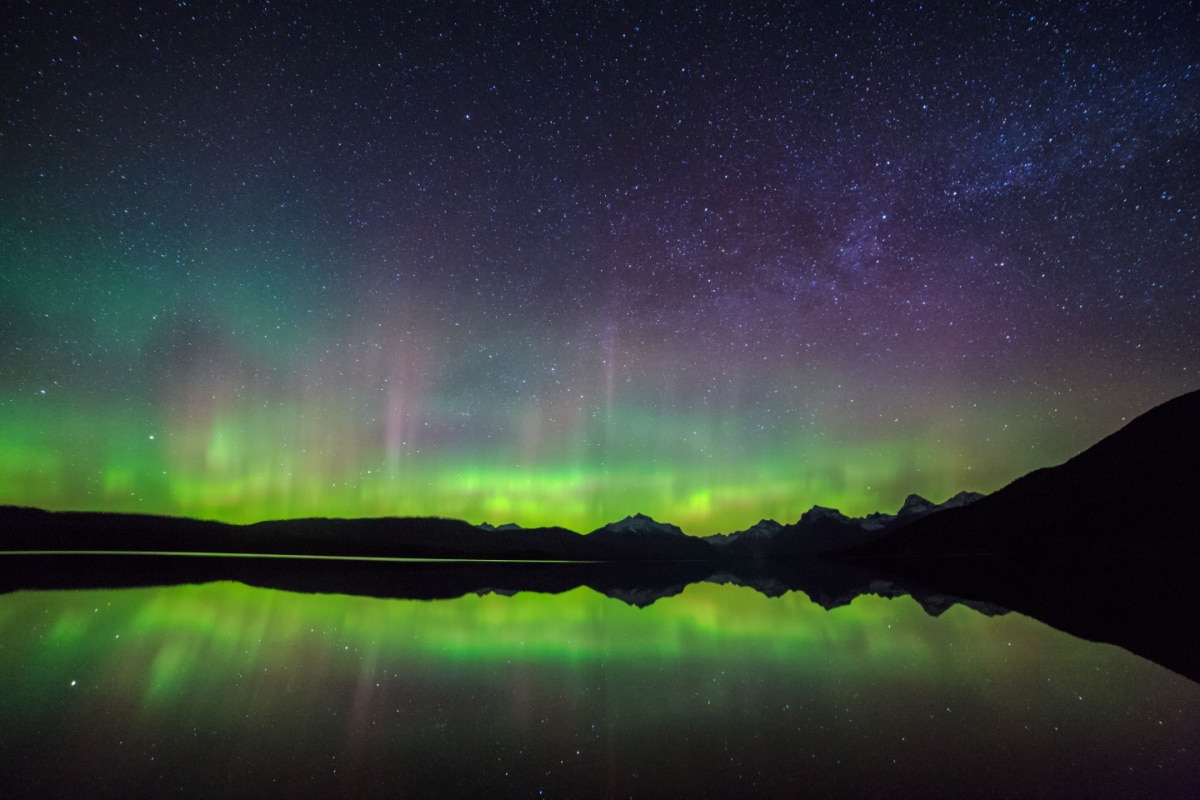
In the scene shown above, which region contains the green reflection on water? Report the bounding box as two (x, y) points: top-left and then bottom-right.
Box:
(2, 580), (1198, 798)
(7, 580), (999, 676)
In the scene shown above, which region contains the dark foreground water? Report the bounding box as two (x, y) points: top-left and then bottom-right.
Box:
(2, 578), (1197, 798)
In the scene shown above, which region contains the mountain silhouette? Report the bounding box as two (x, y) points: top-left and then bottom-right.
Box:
(704, 493), (984, 559)
(585, 514), (714, 560)
(0, 493), (972, 563)
(839, 387), (1200, 558)
(835, 387), (1200, 683)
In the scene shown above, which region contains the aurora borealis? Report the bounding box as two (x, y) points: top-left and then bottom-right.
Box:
(2, 3), (1197, 532)
(4, 581), (1200, 797)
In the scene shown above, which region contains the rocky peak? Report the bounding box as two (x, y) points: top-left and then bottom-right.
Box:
(940, 491), (984, 509)
(799, 505), (852, 525)
(898, 494), (936, 516)
(597, 513), (687, 538)
(743, 519), (784, 538)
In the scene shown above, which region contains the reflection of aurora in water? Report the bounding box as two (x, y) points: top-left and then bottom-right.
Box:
(3, 581), (1199, 798)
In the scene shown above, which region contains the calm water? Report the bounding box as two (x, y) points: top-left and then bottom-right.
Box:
(2, 579), (1197, 798)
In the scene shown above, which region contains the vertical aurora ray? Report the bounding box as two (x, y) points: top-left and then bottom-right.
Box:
(0, 383), (1081, 531)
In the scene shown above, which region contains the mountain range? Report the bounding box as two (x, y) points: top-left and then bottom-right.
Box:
(3, 387), (1199, 681)
(0, 489), (979, 563)
(4, 387), (1197, 566)
(842, 386), (1200, 559)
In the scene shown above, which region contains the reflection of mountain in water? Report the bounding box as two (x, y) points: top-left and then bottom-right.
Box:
(833, 387), (1200, 689)
(0, 551), (998, 617)
(3, 388), (1199, 683)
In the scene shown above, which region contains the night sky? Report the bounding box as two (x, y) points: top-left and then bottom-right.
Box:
(2, 2), (1197, 533)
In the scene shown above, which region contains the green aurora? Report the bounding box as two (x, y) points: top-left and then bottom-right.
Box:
(0, 385), (1129, 533)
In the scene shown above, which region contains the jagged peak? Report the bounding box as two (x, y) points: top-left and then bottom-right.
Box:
(705, 518), (783, 545)
(799, 505), (851, 524)
(898, 494), (936, 516)
(477, 521), (523, 531)
(860, 511), (896, 531)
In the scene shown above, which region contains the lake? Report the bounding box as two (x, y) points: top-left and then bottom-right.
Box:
(2, 575), (1198, 798)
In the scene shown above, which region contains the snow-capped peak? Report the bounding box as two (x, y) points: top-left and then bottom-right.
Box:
(597, 513), (687, 538)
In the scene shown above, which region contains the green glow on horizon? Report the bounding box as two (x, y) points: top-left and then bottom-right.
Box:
(0, 391), (1065, 534)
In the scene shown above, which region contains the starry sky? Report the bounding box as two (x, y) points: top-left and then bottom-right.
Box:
(2, 2), (1197, 533)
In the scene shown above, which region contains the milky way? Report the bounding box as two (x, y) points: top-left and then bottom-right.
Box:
(2, 3), (1197, 532)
